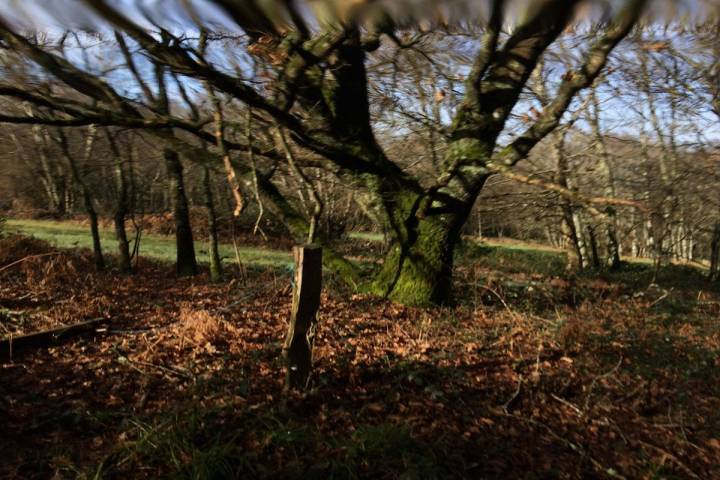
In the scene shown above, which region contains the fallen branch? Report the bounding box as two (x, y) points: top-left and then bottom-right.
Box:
(503, 374), (523, 414)
(0, 252), (62, 275)
(1, 317), (108, 361)
(506, 413), (627, 479)
(117, 355), (193, 380)
(636, 439), (701, 479)
(584, 354), (623, 412)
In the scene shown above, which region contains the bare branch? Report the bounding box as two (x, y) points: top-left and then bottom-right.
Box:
(494, 0), (647, 167)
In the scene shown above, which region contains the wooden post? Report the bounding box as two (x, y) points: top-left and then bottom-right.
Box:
(283, 245), (322, 390)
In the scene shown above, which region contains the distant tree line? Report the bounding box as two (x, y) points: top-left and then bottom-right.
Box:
(0, 1), (719, 303)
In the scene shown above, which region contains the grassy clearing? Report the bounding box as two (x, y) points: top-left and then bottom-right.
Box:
(459, 241), (568, 277)
(353, 230), (709, 275)
(6, 219), (292, 268)
(8, 220), (710, 285)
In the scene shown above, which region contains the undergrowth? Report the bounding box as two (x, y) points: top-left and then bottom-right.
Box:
(2, 229), (720, 479)
(80, 407), (452, 480)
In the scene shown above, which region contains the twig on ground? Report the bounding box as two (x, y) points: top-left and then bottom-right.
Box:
(507, 413), (627, 479)
(584, 354), (623, 412)
(636, 439), (701, 479)
(551, 393), (584, 417)
(478, 285), (522, 324)
(647, 288), (672, 309)
(0, 252), (62, 274)
(503, 374), (523, 414)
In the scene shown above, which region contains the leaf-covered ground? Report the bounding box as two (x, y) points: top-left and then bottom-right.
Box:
(1, 235), (720, 479)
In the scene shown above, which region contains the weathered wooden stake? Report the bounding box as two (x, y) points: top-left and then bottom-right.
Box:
(283, 245), (322, 390)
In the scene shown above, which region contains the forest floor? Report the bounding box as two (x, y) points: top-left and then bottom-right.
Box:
(1, 229), (720, 479)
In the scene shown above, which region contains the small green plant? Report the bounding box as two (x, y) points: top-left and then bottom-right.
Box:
(328, 424), (450, 479)
(100, 410), (252, 480)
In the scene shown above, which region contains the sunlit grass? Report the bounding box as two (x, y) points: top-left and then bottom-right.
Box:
(348, 231), (384, 242)
(6, 219), (292, 268)
(7, 219), (708, 281)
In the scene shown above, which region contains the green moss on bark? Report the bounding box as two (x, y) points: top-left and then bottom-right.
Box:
(372, 214), (458, 306)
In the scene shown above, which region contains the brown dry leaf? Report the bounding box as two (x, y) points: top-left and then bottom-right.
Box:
(366, 403), (384, 413)
(642, 41), (670, 51)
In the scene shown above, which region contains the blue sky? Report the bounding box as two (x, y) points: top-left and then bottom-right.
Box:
(0, 1), (718, 149)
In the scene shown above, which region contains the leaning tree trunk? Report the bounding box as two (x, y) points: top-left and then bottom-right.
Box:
(202, 163), (222, 282)
(108, 132), (132, 273)
(70, 168), (104, 271)
(164, 149), (197, 277)
(590, 90), (621, 270)
(58, 127), (105, 270)
(709, 223), (720, 281)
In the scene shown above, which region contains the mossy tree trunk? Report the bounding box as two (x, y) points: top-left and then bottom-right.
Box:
(373, 211), (464, 306)
(587, 225), (601, 270)
(87, 203), (105, 271)
(164, 148), (197, 277)
(113, 205), (132, 273)
(589, 88), (621, 270)
(284, 245), (322, 390)
(605, 219), (622, 270)
(371, 138), (493, 305)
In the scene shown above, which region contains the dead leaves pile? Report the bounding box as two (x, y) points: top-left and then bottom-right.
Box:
(1, 242), (720, 479)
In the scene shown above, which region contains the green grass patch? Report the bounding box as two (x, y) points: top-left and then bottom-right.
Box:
(348, 231), (384, 242)
(333, 423), (448, 479)
(87, 410), (252, 480)
(6, 219), (292, 268)
(91, 407), (452, 480)
(597, 261), (714, 292)
(459, 241), (568, 277)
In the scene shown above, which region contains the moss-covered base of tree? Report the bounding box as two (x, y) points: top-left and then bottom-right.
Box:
(324, 249), (361, 289)
(371, 264), (449, 307)
(371, 237), (455, 307)
(209, 262), (222, 283)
